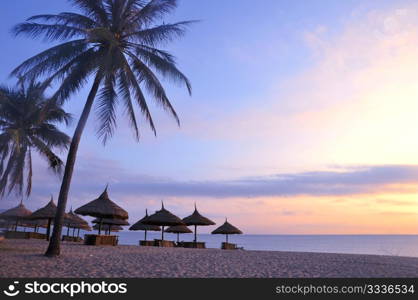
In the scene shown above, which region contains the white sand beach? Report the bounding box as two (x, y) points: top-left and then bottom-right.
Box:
(1, 239), (418, 278)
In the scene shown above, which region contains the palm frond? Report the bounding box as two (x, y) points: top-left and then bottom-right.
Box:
(119, 53), (157, 135)
(129, 0), (178, 25)
(130, 44), (191, 94)
(69, 0), (110, 26)
(27, 12), (97, 29)
(11, 39), (88, 80)
(126, 50), (180, 125)
(12, 22), (86, 41)
(125, 21), (195, 46)
(117, 68), (140, 140)
(96, 73), (118, 144)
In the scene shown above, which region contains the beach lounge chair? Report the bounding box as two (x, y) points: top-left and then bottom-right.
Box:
(221, 242), (241, 250)
(153, 239), (175, 247)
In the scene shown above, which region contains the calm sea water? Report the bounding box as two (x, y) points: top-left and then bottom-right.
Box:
(13, 227), (418, 257)
(116, 232), (418, 257)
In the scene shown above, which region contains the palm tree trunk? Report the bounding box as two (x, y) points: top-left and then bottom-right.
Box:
(45, 75), (102, 257)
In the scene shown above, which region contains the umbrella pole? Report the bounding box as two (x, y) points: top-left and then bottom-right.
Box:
(98, 218), (103, 235)
(67, 226), (70, 236)
(72, 227), (76, 237)
(77, 228), (80, 238)
(194, 225), (197, 243)
(226, 234), (228, 244)
(161, 226), (164, 241)
(177, 233), (180, 243)
(46, 218), (52, 241)
(144, 230), (147, 241)
(34, 225), (37, 233)
(15, 219), (18, 232)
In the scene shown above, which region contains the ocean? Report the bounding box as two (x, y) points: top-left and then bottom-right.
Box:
(117, 232), (418, 257)
(13, 226), (418, 257)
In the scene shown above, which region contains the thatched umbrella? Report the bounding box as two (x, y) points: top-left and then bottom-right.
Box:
(182, 204), (215, 242)
(21, 219), (48, 232)
(29, 196), (58, 240)
(93, 224), (122, 232)
(64, 209), (89, 237)
(165, 224), (192, 243)
(129, 209), (161, 241)
(74, 186), (128, 234)
(211, 218), (243, 243)
(141, 202), (184, 241)
(92, 217), (129, 235)
(30, 196), (71, 240)
(0, 201), (32, 231)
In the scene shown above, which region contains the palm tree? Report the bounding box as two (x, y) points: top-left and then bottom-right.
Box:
(0, 82), (71, 197)
(12, 0), (194, 256)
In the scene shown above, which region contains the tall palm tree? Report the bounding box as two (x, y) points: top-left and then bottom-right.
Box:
(12, 0), (194, 256)
(0, 82), (71, 197)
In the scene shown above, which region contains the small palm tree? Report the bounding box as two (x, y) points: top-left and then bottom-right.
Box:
(0, 82), (71, 197)
(12, 0), (194, 256)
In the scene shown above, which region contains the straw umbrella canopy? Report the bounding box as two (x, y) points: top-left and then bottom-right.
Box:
(211, 219), (243, 243)
(93, 224), (122, 232)
(21, 219), (48, 232)
(129, 209), (161, 241)
(29, 196), (71, 240)
(165, 224), (192, 243)
(0, 202), (32, 231)
(74, 186), (128, 234)
(92, 217), (129, 235)
(182, 204), (215, 242)
(64, 209), (89, 237)
(141, 202), (184, 241)
(92, 217), (129, 226)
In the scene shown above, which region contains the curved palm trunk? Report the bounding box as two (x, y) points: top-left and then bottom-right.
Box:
(45, 75), (102, 257)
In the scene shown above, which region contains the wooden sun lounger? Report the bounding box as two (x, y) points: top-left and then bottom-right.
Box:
(4, 231), (47, 240)
(153, 239), (175, 247)
(62, 235), (83, 242)
(84, 234), (118, 246)
(139, 240), (154, 246)
(177, 241), (206, 248)
(221, 242), (243, 250)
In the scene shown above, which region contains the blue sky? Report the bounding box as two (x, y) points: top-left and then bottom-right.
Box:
(1, 0), (417, 234)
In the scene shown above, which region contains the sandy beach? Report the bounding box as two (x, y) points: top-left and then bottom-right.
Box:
(1, 239), (418, 278)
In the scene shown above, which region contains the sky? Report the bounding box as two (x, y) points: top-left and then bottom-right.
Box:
(0, 0), (417, 234)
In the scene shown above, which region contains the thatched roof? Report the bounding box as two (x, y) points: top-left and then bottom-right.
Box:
(182, 204), (215, 226)
(21, 219), (48, 228)
(29, 196), (71, 221)
(211, 219), (243, 235)
(93, 224), (122, 232)
(74, 187), (128, 219)
(65, 210), (89, 228)
(129, 209), (161, 231)
(92, 217), (129, 226)
(0, 203), (32, 220)
(165, 224), (192, 234)
(29, 197), (57, 220)
(78, 224), (92, 231)
(141, 202), (184, 226)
